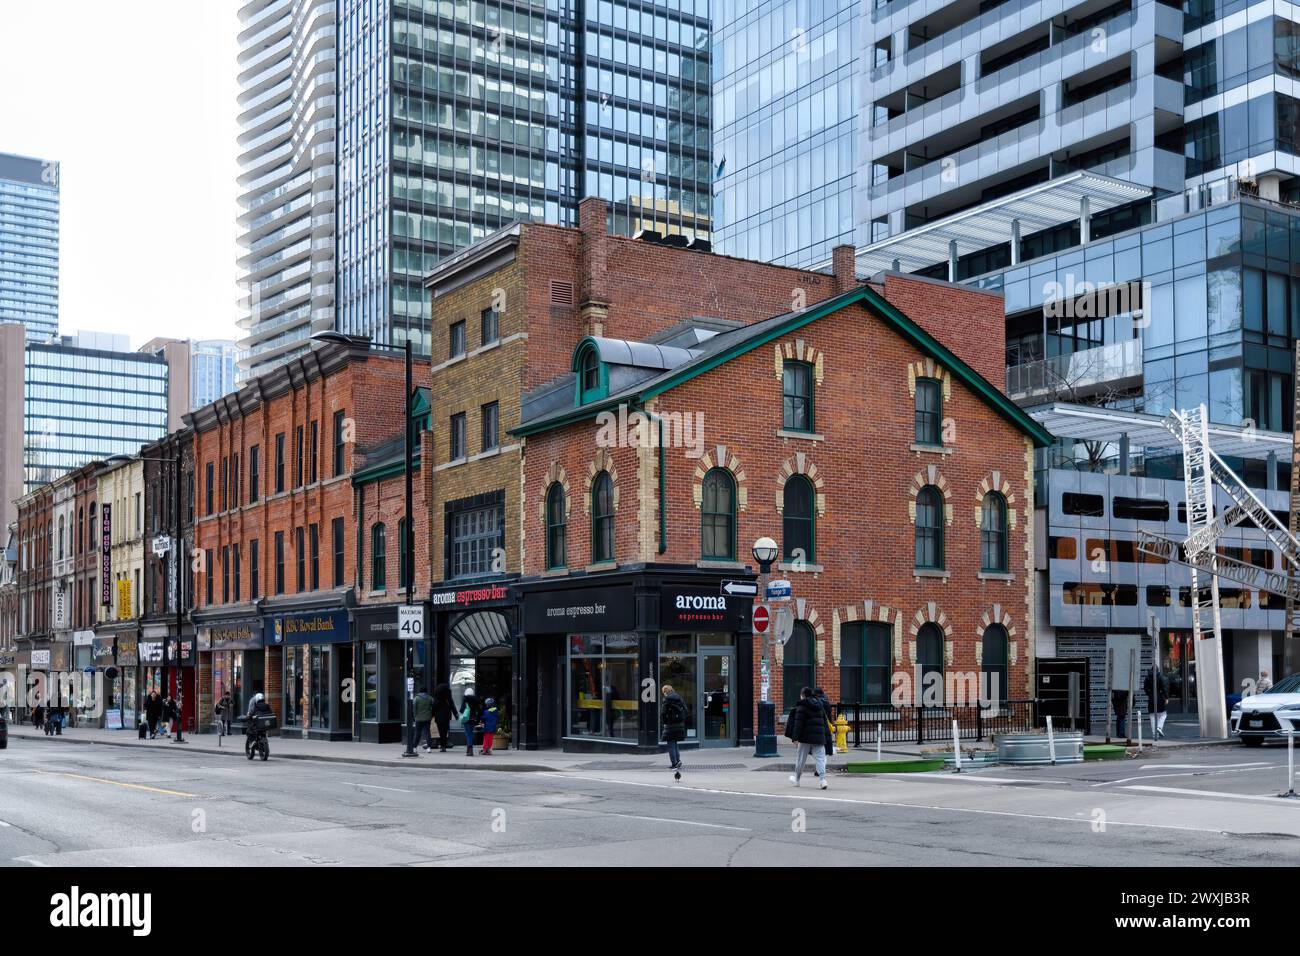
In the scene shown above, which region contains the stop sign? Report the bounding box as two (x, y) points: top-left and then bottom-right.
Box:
(753, 604), (771, 634)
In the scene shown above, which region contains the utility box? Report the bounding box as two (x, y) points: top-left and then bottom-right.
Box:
(1036, 658), (1090, 733)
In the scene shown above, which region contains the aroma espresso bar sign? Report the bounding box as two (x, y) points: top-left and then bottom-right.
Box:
(660, 586), (748, 630)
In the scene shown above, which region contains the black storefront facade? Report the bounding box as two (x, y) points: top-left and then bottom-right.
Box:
(514, 567), (756, 754)
(429, 579), (517, 748)
(351, 603), (433, 743)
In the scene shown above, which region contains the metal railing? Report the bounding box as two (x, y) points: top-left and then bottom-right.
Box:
(830, 699), (1038, 746)
(1006, 338), (1143, 401)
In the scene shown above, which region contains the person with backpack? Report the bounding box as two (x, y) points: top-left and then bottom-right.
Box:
(459, 689), (481, 756)
(815, 687), (835, 756)
(785, 686), (830, 790)
(413, 688), (435, 752)
(480, 698), (500, 755)
(661, 684), (688, 775)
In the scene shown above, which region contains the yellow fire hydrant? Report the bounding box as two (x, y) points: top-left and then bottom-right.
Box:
(834, 713), (850, 752)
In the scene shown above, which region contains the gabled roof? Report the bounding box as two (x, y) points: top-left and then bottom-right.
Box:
(513, 284), (1054, 447)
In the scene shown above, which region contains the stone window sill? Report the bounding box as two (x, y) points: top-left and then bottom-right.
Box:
(910, 443), (954, 455)
(584, 560), (618, 573)
(777, 429), (825, 441)
(697, 559), (745, 570)
(913, 568), (949, 581)
(977, 571), (1015, 582)
(541, 567), (569, 578)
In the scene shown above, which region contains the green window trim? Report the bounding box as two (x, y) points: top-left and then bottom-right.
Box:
(783, 621), (816, 712)
(700, 467), (736, 560)
(591, 471), (614, 563)
(573, 339), (609, 406)
(782, 474), (815, 562)
(915, 485), (945, 570)
(545, 482), (567, 570)
(915, 376), (943, 446)
(980, 492), (1009, 573)
(371, 522), (386, 590)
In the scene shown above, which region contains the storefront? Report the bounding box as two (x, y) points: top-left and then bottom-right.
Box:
(90, 636), (116, 728)
(196, 618), (264, 730)
(115, 633), (139, 731)
(265, 608), (353, 741)
(167, 631), (197, 733)
(515, 570), (755, 754)
(431, 580), (516, 748)
(352, 605), (429, 743)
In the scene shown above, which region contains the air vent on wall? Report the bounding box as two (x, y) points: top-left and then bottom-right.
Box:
(549, 279), (574, 305)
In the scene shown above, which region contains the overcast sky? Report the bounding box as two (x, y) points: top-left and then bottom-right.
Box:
(0, 1), (241, 348)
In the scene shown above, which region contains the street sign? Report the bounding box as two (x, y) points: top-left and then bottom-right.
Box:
(774, 606), (795, 646)
(398, 604), (425, 640)
(721, 579), (757, 598)
(766, 579), (792, 601)
(753, 604), (771, 634)
(152, 535), (171, 556)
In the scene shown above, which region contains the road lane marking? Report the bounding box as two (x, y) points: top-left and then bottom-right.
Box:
(347, 782), (413, 793)
(1140, 763), (1270, 770)
(35, 770), (195, 798)
(12, 856), (49, 867)
(1122, 785), (1300, 803)
(881, 774), (1043, 784)
(540, 804), (750, 831)
(535, 772), (1246, 835)
(1096, 767), (1275, 787)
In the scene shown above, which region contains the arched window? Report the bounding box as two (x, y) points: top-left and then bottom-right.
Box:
(915, 486), (944, 569)
(575, 342), (606, 405)
(782, 360), (814, 432)
(783, 620), (815, 712)
(700, 468), (735, 559)
(77, 507), (84, 554)
(546, 482), (566, 569)
(782, 475), (815, 562)
(915, 377), (942, 445)
(981, 624), (1009, 708)
(591, 471), (614, 563)
(371, 523), (386, 590)
(980, 492), (1008, 573)
(918, 623), (945, 706)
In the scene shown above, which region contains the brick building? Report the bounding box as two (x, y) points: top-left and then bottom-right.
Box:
(139, 428), (196, 732)
(15, 483), (53, 710)
(418, 197), (1049, 752)
(95, 455), (145, 730)
(188, 340), (428, 741)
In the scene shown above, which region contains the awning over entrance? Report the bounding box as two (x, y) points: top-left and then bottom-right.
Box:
(449, 610), (511, 656)
(1030, 402), (1291, 462)
(813, 171), (1152, 278)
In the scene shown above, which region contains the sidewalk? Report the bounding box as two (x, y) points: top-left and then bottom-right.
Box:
(4, 722), (1234, 773)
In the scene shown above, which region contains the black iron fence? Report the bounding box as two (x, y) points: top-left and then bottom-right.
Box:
(829, 700), (1038, 746)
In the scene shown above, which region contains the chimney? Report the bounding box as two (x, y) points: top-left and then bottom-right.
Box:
(831, 244), (858, 293)
(578, 197), (610, 336)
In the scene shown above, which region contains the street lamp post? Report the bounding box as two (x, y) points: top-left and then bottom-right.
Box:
(313, 331), (417, 757)
(752, 536), (779, 758)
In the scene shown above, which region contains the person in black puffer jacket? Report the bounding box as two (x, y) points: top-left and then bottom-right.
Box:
(784, 686), (830, 789)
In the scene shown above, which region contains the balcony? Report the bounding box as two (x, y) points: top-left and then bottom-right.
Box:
(1006, 338), (1143, 402)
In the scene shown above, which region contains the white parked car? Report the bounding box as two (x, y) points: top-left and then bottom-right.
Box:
(1231, 674), (1300, 746)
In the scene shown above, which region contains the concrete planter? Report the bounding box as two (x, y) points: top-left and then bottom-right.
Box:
(995, 731), (1085, 764)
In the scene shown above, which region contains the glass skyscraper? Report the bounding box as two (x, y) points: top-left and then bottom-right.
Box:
(22, 332), (169, 493)
(190, 339), (241, 410)
(0, 152), (59, 343)
(712, 0), (858, 267)
(338, 0), (713, 353)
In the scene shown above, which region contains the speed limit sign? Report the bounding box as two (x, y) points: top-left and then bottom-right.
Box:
(398, 604), (425, 640)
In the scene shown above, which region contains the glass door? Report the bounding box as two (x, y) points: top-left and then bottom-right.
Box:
(699, 650), (735, 747)
(1162, 631), (1197, 715)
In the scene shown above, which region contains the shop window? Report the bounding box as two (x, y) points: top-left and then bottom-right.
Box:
(981, 624), (1009, 707)
(546, 482), (566, 569)
(782, 360), (814, 431)
(284, 647), (302, 727)
(783, 621), (816, 713)
(980, 492), (1008, 572)
(1061, 492), (1104, 516)
(840, 621), (890, 706)
(310, 645), (330, 729)
(361, 641), (378, 721)
(914, 377), (942, 445)
(567, 632), (639, 740)
(700, 468), (736, 560)
(372, 523), (387, 590)
(914, 486), (944, 570)
(592, 471), (615, 563)
(659, 633), (698, 741)
(782, 475), (815, 562)
(918, 623), (945, 706)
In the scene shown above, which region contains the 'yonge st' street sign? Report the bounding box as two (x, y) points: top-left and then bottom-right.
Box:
(1136, 529), (1300, 601)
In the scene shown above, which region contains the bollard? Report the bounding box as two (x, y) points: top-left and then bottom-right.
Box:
(1286, 731), (1297, 799)
(1137, 709), (1144, 750)
(952, 719), (963, 773)
(1047, 715), (1057, 766)
(876, 723), (882, 762)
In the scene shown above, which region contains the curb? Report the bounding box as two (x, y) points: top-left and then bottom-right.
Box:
(4, 730), (560, 773)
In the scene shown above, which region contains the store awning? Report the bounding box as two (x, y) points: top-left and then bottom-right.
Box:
(1029, 402), (1292, 461)
(813, 171), (1152, 278)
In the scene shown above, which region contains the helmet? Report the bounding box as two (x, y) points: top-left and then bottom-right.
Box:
(251, 693), (264, 705)
(484, 697), (495, 707)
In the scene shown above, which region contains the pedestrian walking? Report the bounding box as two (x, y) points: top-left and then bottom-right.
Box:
(215, 690), (233, 736)
(1258, 670), (1274, 694)
(460, 689), (481, 756)
(815, 687), (835, 756)
(31, 703), (45, 731)
(144, 689), (164, 739)
(785, 686), (830, 790)
(413, 687), (434, 752)
(660, 684), (688, 777)
(480, 698), (500, 755)
(1143, 667), (1169, 739)
(432, 683), (453, 752)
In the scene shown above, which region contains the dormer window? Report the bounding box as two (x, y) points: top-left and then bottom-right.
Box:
(573, 339), (608, 405)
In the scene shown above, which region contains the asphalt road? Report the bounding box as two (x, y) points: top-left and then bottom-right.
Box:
(4, 736), (1300, 866)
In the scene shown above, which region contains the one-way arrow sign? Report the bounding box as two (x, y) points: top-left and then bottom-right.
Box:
(721, 580), (757, 597)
